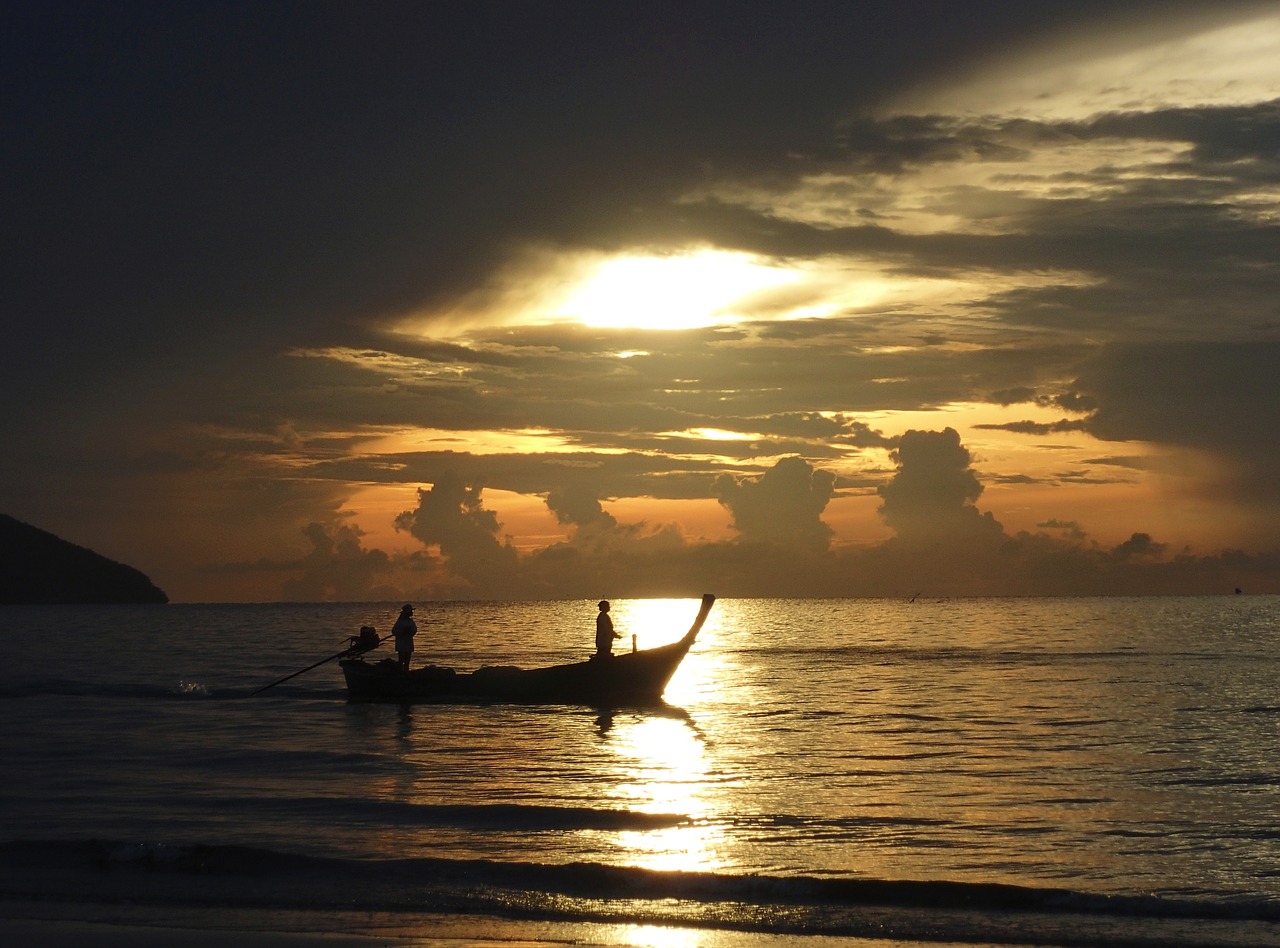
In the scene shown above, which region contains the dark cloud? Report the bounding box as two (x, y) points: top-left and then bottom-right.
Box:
(1038, 519), (1088, 540)
(1084, 455), (1161, 472)
(307, 450), (728, 504)
(1081, 100), (1280, 164)
(975, 419), (1090, 435)
(669, 98), (1280, 352)
(1, 2), (1110, 371)
(1079, 341), (1280, 504)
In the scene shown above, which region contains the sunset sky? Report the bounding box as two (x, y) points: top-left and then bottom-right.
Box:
(6, 1), (1280, 601)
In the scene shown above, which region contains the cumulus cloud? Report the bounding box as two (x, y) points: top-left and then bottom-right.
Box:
(280, 522), (400, 602)
(714, 456), (837, 551)
(209, 426), (1279, 600)
(877, 428), (1004, 549)
(394, 473), (519, 593)
(1110, 532), (1168, 562)
(546, 485), (618, 531)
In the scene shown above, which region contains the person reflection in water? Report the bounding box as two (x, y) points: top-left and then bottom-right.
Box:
(595, 600), (620, 659)
(391, 604), (417, 668)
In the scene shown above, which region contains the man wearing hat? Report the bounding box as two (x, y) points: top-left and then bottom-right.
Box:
(391, 604), (417, 668)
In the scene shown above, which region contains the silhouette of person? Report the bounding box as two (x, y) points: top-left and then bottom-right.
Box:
(391, 604), (417, 668)
(595, 600), (620, 658)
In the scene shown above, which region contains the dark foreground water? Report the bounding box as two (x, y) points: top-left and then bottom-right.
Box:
(0, 595), (1277, 946)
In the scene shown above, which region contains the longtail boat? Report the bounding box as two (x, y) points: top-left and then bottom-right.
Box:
(339, 593), (715, 705)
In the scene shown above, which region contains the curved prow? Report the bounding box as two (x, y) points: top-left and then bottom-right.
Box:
(678, 593), (716, 648)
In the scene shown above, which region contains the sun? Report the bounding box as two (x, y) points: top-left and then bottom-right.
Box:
(552, 248), (796, 330)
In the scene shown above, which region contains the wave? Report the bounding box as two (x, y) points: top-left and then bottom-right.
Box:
(2, 839), (1276, 947)
(0, 679), (228, 701)
(0, 679), (346, 702)
(196, 797), (690, 832)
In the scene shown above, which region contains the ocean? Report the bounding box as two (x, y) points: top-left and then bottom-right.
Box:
(0, 595), (1277, 946)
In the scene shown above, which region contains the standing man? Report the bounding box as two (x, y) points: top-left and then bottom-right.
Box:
(391, 604), (417, 668)
(595, 600), (620, 659)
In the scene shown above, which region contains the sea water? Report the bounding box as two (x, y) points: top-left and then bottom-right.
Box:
(0, 596), (1277, 946)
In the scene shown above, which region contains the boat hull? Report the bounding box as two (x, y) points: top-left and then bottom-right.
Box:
(341, 594), (715, 706)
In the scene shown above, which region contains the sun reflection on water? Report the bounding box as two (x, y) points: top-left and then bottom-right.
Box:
(601, 923), (729, 948)
(602, 712), (727, 872)
(592, 597), (736, 873)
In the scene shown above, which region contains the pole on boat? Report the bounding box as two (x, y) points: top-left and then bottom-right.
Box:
(251, 633), (383, 696)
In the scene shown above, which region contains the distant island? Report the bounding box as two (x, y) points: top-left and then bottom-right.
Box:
(0, 514), (168, 604)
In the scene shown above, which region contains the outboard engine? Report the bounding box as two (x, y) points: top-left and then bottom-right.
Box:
(349, 625), (381, 654)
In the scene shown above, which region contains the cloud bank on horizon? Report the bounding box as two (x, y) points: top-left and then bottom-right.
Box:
(4, 1), (1279, 600)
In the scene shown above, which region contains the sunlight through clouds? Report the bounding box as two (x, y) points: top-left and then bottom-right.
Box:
(536, 250), (1009, 332)
(551, 249), (797, 330)
(356, 427), (585, 456)
(545, 251), (993, 332)
(665, 428), (757, 442)
(891, 7), (1280, 120)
